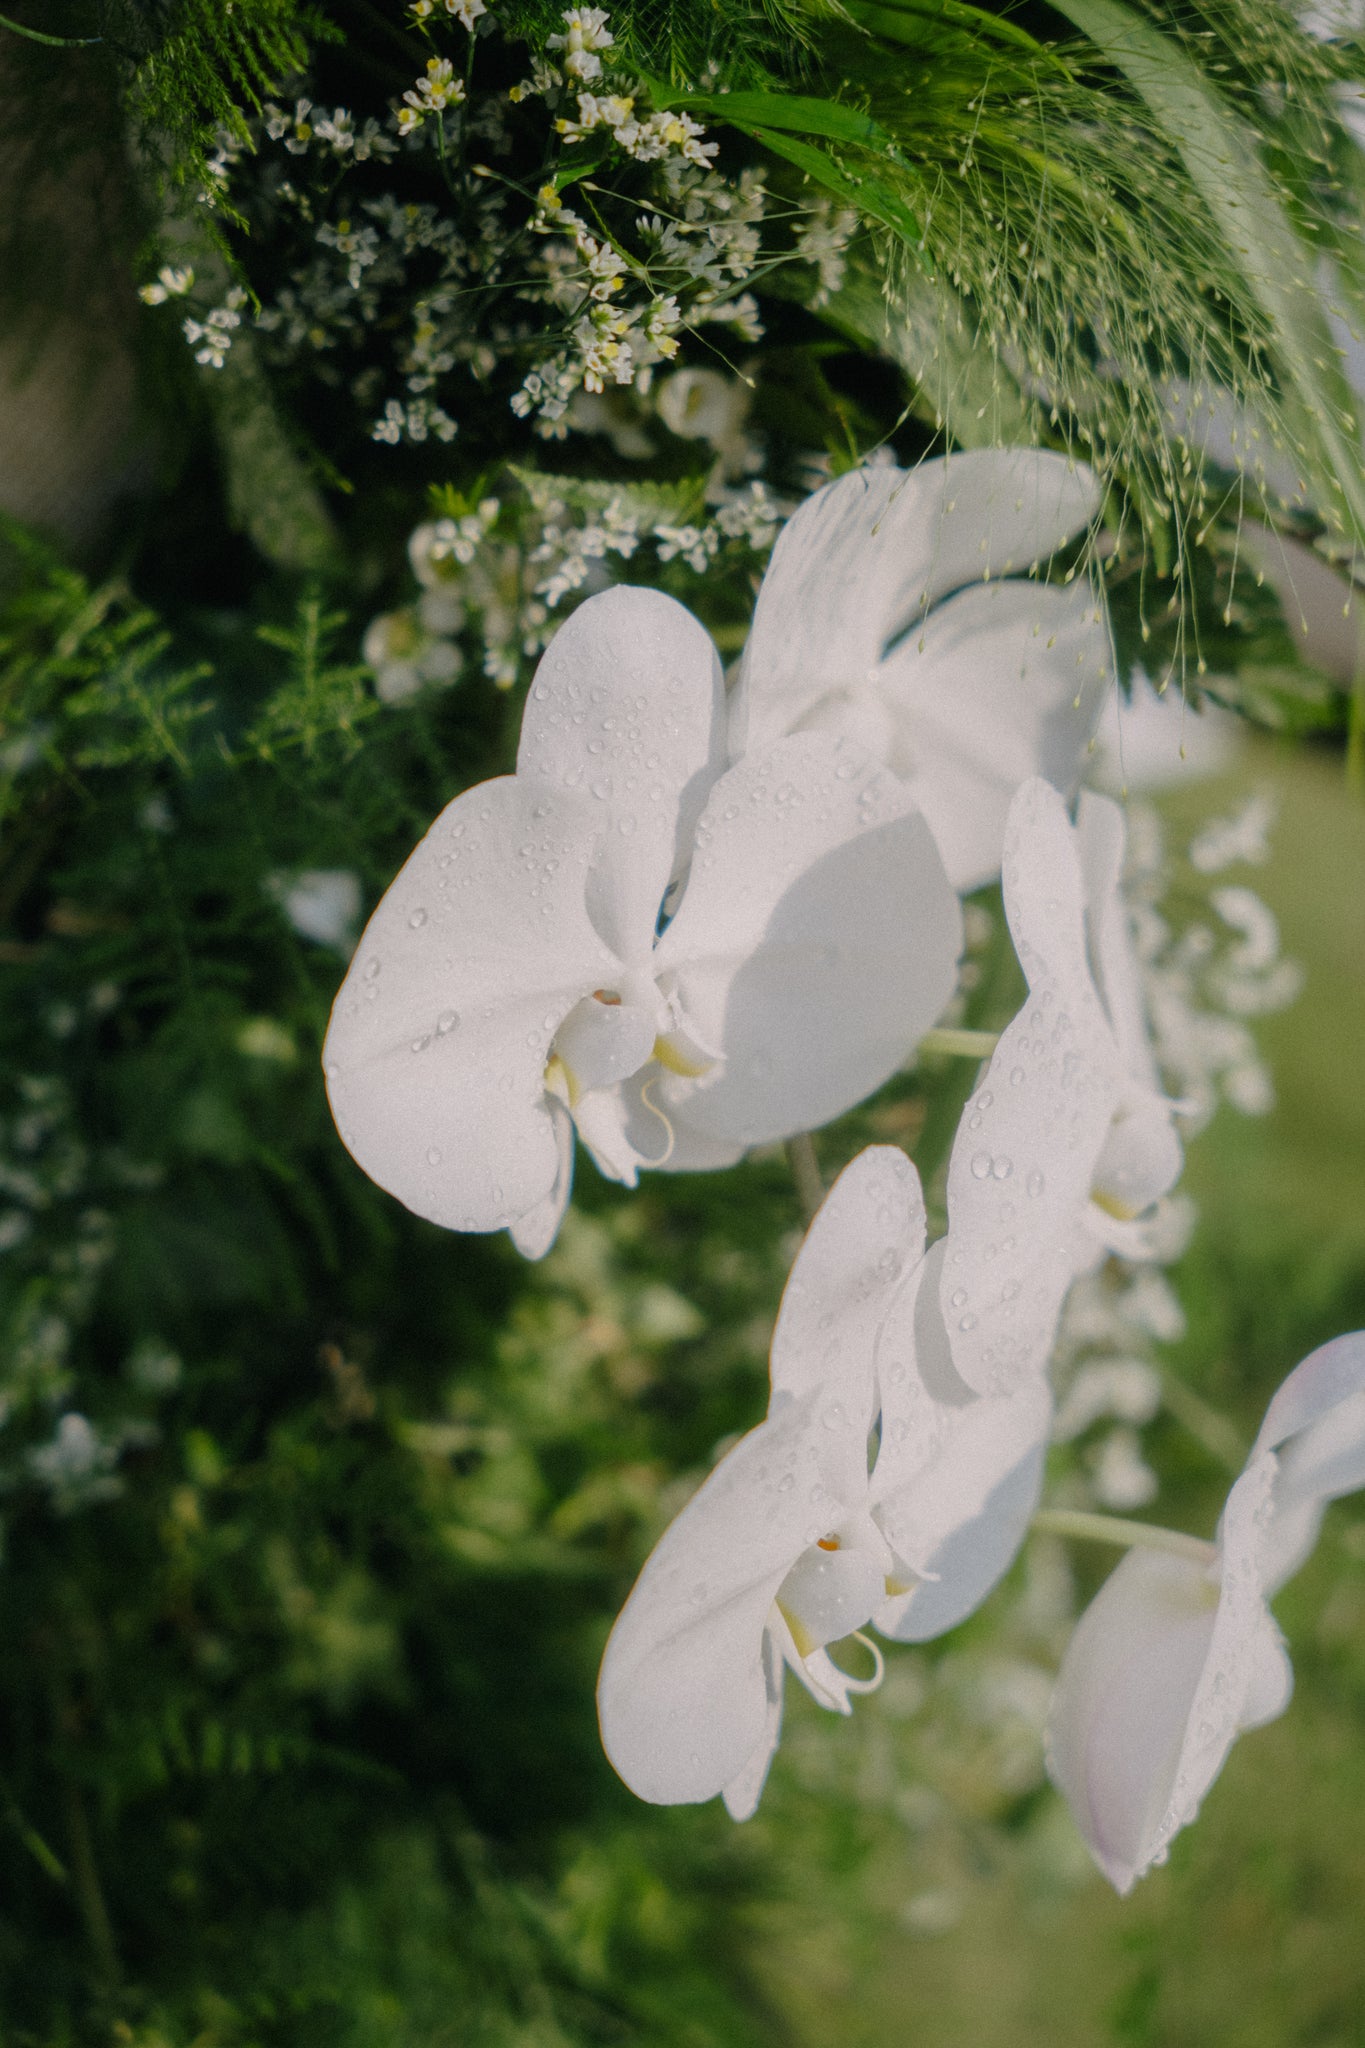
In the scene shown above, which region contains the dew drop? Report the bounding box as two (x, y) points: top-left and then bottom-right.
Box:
(970, 1151), (992, 1180)
(1010, 1066), (1026, 1087)
(991, 1155), (1013, 1181)
(958, 1312), (978, 1332)
(950, 1288), (968, 1309)
(408, 908), (428, 929)
(426, 1147), (442, 1166)
(1026, 1169), (1046, 1197)
(437, 1010), (458, 1034)
(362, 958), (381, 981)
(777, 1472), (795, 1493)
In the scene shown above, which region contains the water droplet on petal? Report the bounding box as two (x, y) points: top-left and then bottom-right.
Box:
(991, 1155), (1013, 1180)
(950, 1289), (967, 1309)
(1026, 1170), (1046, 1197)
(408, 908), (428, 929)
(362, 958), (381, 981)
(438, 1010), (458, 1034)
(426, 1147), (442, 1166)
(970, 1152), (992, 1180)
(958, 1312), (978, 1332)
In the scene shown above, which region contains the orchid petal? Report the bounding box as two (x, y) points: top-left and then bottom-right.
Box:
(940, 779), (1120, 1394)
(324, 779), (619, 1233)
(654, 735), (961, 1148)
(553, 994), (659, 1093)
(1251, 1331), (1365, 1592)
(570, 1084), (651, 1187)
(872, 1249), (1052, 1640)
(597, 1385), (868, 1807)
(875, 579), (1112, 891)
(595, 1070), (747, 1175)
(722, 1626), (785, 1821)
(769, 1146), (925, 1422)
(1075, 793), (1182, 1211)
(517, 585), (726, 963)
(798, 1637), (885, 1713)
(1046, 1546), (1221, 1893)
(778, 1541), (890, 1658)
(1090, 1100), (1184, 1220)
(508, 1099), (574, 1261)
(1046, 1456), (1287, 1894)
(1253, 1329), (1365, 1457)
(737, 452), (1100, 758)
(1075, 793), (1158, 1089)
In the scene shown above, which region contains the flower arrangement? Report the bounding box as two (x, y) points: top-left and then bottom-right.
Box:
(0, 0), (1363, 2039)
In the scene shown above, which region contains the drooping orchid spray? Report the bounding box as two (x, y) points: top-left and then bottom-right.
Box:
(322, 457), (1344, 1897)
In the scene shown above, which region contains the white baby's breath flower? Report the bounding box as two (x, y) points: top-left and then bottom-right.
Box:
(547, 6), (615, 82)
(139, 265), (195, 306)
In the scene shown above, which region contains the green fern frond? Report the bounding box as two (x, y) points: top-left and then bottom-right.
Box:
(248, 595), (377, 764)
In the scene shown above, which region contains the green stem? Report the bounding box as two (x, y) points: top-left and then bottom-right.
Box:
(61, 1774), (118, 1989)
(1031, 1506), (1217, 1567)
(1158, 1369), (1247, 1476)
(0, 11), (100, 43)
(917, 1027), (1000, 1060)
(1348, 605), (1365, 791)
(784, 1132), (825, 1228)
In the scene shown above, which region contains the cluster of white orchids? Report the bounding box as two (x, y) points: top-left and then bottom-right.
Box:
(324, 449), (1365, 1894)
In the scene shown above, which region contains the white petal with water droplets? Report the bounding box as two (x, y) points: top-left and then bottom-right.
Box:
(517, 585), (725, 963)
(736, 451), (1100, 759)
(940, 778), (1120, 1395)
(872, 1249), (1052, 1640)
(324, 778), (620, 1233)
(597, 1385), (865, 1807)
(1252, 1330), (1365, 1593)
(553, 994), (659, 1093)
(876, 579), (1111, 892)
(508, 1101), (575, 1261)
(1046, 1455), (1288, 1894)
(769, 1145), (925, 1419)
(721, 1626), (786, 1821)
(654, 735), (961, 1149)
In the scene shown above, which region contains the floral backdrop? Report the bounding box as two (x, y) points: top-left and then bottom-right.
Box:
(0, 2), (1363, 2043)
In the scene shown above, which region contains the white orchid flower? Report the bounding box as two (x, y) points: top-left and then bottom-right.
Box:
(1047, 1329), (1365, 1893)
(597, 1147), (1051, 1816)
(730, 450), (1113, 891)
(324, 586), (961, 1257)
(939, 778), (1183, 1398)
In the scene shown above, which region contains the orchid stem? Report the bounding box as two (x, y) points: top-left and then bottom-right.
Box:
(917, 1027), (1000, 1060)
(1158, 1369), (1248, 1475)
(784, 1132), (825, 1228)
(0, 12), (101, 42)
(1030, 1506), (1217, 1566)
